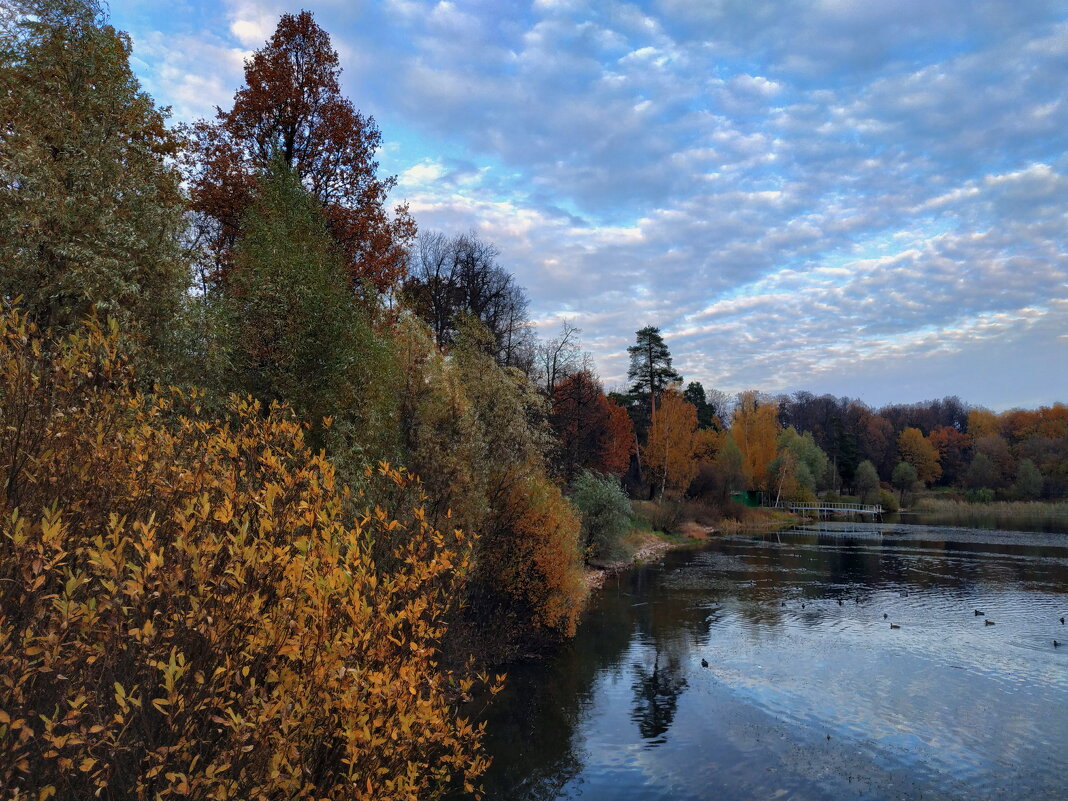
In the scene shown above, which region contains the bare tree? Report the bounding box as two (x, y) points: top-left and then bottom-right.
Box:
(535, 320), (584, 395)
(403, 229), (534, 368)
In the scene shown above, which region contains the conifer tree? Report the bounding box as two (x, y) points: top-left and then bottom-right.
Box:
(627, 326), (682, 419)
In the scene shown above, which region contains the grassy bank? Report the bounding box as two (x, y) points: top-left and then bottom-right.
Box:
(908, 498), (1068, 529)
(585, 499), (798, 589)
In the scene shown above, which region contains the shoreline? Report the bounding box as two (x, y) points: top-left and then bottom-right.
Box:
(584, 515), (800, 591)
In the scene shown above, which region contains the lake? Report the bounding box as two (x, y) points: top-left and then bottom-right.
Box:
(480, 522), (1068, 800)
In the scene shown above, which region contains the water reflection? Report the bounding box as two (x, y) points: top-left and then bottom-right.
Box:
(481, 523), (1068, 801)
(630, 649), (687, 745)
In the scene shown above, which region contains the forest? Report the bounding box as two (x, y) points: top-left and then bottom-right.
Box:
(0, 3), (1065, 799)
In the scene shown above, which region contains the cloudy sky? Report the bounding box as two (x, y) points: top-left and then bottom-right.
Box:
(110, 0), (1068, 410)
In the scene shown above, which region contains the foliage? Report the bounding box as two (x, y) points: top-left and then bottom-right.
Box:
(570, 471), (632, 563)
(683, 381), (721, 429)
(0, 308), (496, 800)
(0, 0), (187, 360)
(1014, 458), (1044, 500)
(965, 452), (997, 490)
(768, 427), (830, 502)
(217, 158), (393, 452)
(482, 473), (586, 638)
(394, 316), (586, 658)
(644, 388), (698, 498)
(897, 427), (942, 485)
(551, 371), (634, 481)
(878, 488), (899, 513)
(731, 392), (779, 491)
(854, 460), (881, 504)
(891, 461), (919, 499)
(188, 10), (414, 293)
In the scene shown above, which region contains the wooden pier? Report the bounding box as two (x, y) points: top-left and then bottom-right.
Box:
(769, 501), (883, 517)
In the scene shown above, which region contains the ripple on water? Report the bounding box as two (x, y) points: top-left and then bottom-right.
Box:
(483, 524), (1068, 801)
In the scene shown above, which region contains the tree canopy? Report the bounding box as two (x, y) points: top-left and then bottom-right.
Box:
(0, 0), (187, 353)
(188, 10), (414, 294)
(627, 326), (682, 417)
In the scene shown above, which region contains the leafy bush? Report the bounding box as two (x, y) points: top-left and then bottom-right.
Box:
(0, 309), (496, 800)
(878, 488), (899, 513)
(571, 471), (631, 563)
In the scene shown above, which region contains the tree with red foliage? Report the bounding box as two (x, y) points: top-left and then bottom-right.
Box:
(551, 371), (634, 481)
(188, 11), (414, 293)
(928, 425), (971, 486)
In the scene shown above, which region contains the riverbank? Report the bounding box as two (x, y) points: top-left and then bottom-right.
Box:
(584, 507), (799, 590)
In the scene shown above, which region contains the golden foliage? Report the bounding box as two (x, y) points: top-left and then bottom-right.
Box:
(731, 392), (779, 491)
(485, 474), (587, 638)
(0, 308), (496, 800)
(644, 389), (699, 498)
(897, 426), (942, 485)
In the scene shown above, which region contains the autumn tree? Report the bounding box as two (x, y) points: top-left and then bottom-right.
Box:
(928, 424), (971, 486)
(731, 391), (779, 491)
(188, 10), (413, 293)
(897, 427), (941, 485)
(644, 388), (698, 498)
(551, 371), (634, 481)
(0, 0), (187, 356)
(627, 326), (682, 420)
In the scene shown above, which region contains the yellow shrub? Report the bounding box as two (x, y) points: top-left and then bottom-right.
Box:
(0, 309), (498, 800)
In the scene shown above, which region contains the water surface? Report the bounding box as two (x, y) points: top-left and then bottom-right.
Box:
(482, 523), (1068, 800)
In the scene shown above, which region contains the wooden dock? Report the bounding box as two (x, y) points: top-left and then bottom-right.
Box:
(769, 501), (883, 517)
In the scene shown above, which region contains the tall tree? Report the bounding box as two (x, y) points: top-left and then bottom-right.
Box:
(220, 159), (388, 447)
(0, 0), (187, 352)
(403, 230), (534, 368)
(189, 10), (414, 294)
(627, 326), (682, 419)
(644, 388), (698, 498)
(551, 371), (634, 481)
(731, 391), (779, 491)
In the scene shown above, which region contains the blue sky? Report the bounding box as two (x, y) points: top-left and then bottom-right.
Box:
(110, 0), (1068, 410)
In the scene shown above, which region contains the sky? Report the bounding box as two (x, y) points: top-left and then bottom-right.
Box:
(109, 0), (1068, 410)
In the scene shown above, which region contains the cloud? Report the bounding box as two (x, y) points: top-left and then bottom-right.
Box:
(109, 0), (1068, 408)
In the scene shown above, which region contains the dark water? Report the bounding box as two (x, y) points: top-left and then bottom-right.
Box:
(481, 523), (1068, 801)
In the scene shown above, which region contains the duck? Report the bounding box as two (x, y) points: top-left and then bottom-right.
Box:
(801, 603), (805, 609)
(985, 619), (995, 626)
(974, 609), (984, 616)
(1054, 640), (1061, 648)
(883, 613), (889, 619)
(1061, 617), (1064, 625)
(890, 623), (901, 629)
(701, 658), (709, 667)
(838, 599), (843, 606)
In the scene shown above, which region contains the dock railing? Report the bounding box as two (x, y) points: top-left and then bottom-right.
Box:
(768, 501), (883, 516)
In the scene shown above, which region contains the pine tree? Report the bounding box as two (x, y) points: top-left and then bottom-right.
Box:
(627, 326), (682, 418)
(0, 0), (187, 351)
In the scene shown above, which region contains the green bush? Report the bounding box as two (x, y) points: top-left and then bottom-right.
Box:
(571, 471), (632, 563)
(878, 488), (899, 513)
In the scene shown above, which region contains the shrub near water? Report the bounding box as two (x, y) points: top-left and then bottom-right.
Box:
(570, 471), (631, 563)
(0, 310), (497, 800)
